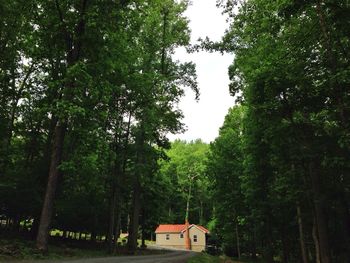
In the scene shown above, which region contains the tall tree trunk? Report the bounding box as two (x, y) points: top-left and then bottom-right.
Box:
(251, 228), (257, 259)
(36, 122), (66, 252)
(199, 200), (204, 225)
(1, 67), (18, 174)
(127, 121), (144, 254)
(168, 207), (172, 218)
(141, 230), (146, 248)
(31, 117), (56, 242)
(160, 7), (168, 75)
(338, 192), (350, 260)
(312, 217), (321, 263)
(235, 219), (241, 259)
(108, 183), (117, 253)
(127, 180), (141, 253)
(264, 213), (274, 263)
(297, 203), (309, 263)
(110, 111), (131, 253)
(141, 216), (146, 249)
(35, 0), (88, 251)
(113, 202), (122, 246)
(281, 225), (290, 263)
(309, 162), (331, 263)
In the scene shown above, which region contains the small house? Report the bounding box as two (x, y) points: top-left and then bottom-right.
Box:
(155, 224), (209, 252)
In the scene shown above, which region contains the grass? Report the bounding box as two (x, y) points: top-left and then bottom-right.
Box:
(187, 253), (267, 263)
(0, 238), (107, 262)
(0, 234), (162, 262)
(144, 239), (155, 245)
(187, 253), (228, 263)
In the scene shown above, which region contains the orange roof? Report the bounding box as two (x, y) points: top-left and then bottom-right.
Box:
(155, 224), (209, 234)
(155, 224), (186, 233)
(196, 225), (210, 234)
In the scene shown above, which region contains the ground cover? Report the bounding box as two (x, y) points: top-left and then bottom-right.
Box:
(0, 235), (160, 262)
(186, 253), (267, 263)
(186, 253), (230, 263)
(0, 238), (107, 261)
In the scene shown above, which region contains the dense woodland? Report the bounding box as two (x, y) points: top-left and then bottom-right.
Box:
(0, 0), (199, 255)
(0, 0), (349, 263)
(206, 1), (350, 263)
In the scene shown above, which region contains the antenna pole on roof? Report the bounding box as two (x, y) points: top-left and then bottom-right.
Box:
(185, 218), (191, 250)
(185, 175), (196, 250)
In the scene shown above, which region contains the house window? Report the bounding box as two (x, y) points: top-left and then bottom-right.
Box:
(193, 235), (197, 242)
(180, 233), (183, 238)
(166, 234), (170, 240)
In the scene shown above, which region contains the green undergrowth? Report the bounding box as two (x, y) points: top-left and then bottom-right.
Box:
(0, 238), (107, 261)
(0, 236), (165, 262)
(187, 253), (227, 263)
(187, 253), (267, 263)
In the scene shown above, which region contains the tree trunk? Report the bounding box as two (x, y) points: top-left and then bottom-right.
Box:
(35, 0), (88, 251)
(141, 224), (146, 248)
(281, 226), (290, 263)
(91, 232), (96, 243)
(108, 184), (117, 253)
(251, 226), (257, 259)
(297, 203), (309, 263)
(13, 215), (21, 232)
(108, 145), (125, 253)
(30, 216), (40, 240)
(338, 192), (350, 261)
(113, 204), (122, 247)
(264, 214), (274, 263)
(127, 180), (141, 253)
(127, 121), (144, 254)
(36, 122), (66, 252)
(235, 220), (241, 259)
(109, 111), (131, 253)
(199, 200), (204, 225)
(0, 65), (29, 175)
(6, 218), (10, 229)
(309, 162), (331, 263)
(312, 218), (321, 263)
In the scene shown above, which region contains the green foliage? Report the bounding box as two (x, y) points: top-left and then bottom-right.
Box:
(0, 238), (109, 261)
(0, 0), (198, 251)
(205, 0), (350, 262)
(158, 139), (210, 225)
(187, 253), (225, 263)
(206, 106), (246, 255)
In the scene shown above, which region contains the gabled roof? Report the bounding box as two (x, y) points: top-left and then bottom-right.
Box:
(181, 224), (210, 234)
(155, 224), (186, 233)
(196, 225), (210, 234)
(155, 224), (209, 234)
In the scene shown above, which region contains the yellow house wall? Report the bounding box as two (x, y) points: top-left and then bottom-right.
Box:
(155, 226), (206, 252)
(188, 226), (206, 252)
(156, 233), (186, 249)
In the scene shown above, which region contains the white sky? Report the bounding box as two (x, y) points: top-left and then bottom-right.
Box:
(168, 0), (235, 143)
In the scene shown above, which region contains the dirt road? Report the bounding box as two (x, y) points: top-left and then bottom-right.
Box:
(11, 251), (197, 263)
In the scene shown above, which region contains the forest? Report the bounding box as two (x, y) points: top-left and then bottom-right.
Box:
(0, 0), (349, 263)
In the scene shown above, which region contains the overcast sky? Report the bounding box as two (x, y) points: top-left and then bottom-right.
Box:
(168, 0), (235, 143)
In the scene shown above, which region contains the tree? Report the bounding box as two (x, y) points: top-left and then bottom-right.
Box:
(0, 0), (198, 255)
(159, 139), (210, 225)
(206, 106), (245, 258)
(203, 0), (350, 261)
